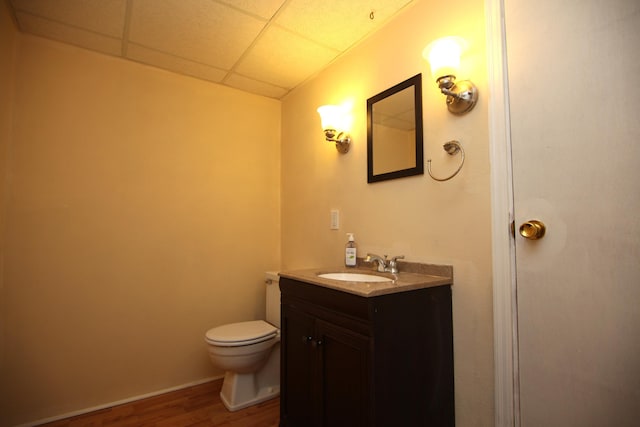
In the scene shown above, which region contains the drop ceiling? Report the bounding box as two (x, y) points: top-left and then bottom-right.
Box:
(8, 0), (414, 99)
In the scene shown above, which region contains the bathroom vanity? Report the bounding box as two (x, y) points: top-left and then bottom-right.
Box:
(278, 266), (454, 427)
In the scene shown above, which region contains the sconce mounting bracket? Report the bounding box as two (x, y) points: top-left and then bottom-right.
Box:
(443, 80), (478, 115)
(335, 139), (351, 153)
(324, 130), (351, 153)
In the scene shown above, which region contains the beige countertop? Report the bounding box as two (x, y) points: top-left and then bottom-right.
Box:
(279, 262), (453, 297)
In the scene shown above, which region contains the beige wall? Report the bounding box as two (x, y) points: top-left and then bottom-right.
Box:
(1, 33), (281, 425)
(1, 0), (494, 425)
(281, 0), (493, 425)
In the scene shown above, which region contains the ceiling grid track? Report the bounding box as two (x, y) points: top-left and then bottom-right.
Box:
(120, 0), (133, 57)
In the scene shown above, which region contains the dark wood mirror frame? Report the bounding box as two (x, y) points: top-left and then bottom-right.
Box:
(367, 74), (424, 183)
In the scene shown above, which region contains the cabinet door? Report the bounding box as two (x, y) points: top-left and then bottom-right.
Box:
(281, 305), (317, 426)
(316, 319), (370, 427)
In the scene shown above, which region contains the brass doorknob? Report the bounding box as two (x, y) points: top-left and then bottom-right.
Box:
(519, 220), (546, 240)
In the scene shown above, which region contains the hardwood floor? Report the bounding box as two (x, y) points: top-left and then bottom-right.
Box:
(39, 379), (280, 427)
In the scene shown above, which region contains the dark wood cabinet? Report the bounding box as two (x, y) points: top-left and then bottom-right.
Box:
(279, 277), (454, 427)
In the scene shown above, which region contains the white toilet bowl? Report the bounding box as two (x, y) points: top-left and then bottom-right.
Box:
(204, 273), (281, 411)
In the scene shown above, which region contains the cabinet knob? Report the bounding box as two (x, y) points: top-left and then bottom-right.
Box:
(312, 340), (323, 348)
(302, 336), (313, 345)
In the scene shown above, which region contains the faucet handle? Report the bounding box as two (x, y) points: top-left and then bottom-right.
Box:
(388, 255), (405, 274)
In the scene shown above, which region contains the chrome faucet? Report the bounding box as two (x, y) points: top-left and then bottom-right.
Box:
(365, 253), (405, 274)
(365, 253), (387, 272)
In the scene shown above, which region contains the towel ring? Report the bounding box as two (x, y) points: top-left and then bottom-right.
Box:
(427, 140), (465, 182)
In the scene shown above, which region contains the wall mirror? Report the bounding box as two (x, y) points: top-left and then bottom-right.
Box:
(367, 74), (423, 183)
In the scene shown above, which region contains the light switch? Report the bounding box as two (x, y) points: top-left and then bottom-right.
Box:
(330, 209), (340, 230)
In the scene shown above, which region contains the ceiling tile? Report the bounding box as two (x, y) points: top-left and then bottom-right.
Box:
(10, 0), (127, 38)
(129, 0), (267, 70)
(15, 12), (122, 56)
(225, 73), (289, 99)
(374, 86), (414, 115)
(126, 44), (228, 83)
(235, 26), (339, 89)
(215, 0), (287, 20)
(7, 0), (415, 99)
(374, 86), (416, 129)
(275, 0), (413, 50)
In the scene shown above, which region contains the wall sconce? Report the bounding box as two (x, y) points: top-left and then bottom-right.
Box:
(423, 37), (478, 115)
(317, 105), (351, 153)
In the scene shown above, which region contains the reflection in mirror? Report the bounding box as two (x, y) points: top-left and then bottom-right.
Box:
(367, 74), (423, 183)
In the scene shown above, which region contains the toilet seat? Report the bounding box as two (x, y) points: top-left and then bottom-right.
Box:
(205, 320), (277, 347)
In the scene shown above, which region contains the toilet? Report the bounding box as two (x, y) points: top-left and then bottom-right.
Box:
(204, 272), (281, 411)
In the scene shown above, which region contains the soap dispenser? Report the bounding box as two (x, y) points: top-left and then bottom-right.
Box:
(345, 233), (357, 267)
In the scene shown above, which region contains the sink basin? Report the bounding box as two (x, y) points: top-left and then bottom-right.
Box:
(317, 272), (392, 283)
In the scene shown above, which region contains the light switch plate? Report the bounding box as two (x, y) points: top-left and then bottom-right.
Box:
(330, 209), (339, 230)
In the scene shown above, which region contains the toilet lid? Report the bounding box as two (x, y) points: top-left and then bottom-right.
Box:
(205, 320), (277, 346)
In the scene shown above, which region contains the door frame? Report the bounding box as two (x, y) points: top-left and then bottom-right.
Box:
(485, 0), (519, 426)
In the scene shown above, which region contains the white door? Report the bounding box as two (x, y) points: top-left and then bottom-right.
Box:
(504, 0), (640, 425)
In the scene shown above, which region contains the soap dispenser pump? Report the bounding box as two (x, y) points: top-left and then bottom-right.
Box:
(345, 233), (357, 267)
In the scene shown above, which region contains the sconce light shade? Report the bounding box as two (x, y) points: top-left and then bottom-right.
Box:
(423, 36), (465, 80)
(422, 36), (478, 115)
(317, 105), (351, 153)
(317, 105), (344, 132)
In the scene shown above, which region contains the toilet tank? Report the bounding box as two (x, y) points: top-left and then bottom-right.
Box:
(265, 271), (281, 328)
